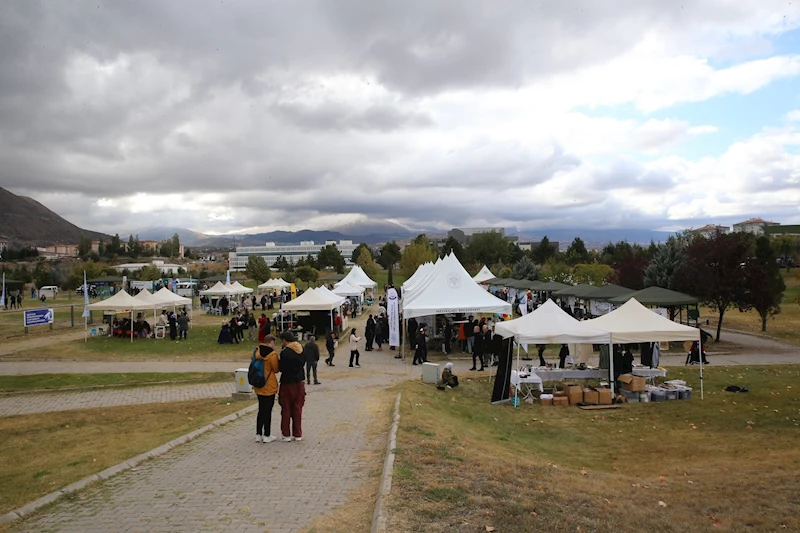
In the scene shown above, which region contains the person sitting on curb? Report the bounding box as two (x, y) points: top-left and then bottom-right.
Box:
(437, 362), (459, 390)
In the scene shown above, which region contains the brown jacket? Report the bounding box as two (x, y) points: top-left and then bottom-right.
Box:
(252, 344), (279, 396)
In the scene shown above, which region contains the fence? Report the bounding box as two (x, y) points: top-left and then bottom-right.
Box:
(0, 304), (102, 339)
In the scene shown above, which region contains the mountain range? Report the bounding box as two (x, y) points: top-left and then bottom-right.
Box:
(0, 186), (674, 251)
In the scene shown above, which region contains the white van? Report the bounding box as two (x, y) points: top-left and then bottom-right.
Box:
(39, 286), (59, 299)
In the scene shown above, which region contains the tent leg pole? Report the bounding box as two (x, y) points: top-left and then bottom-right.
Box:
(608, 340), (614, 393)
(699, 335), (704, 400)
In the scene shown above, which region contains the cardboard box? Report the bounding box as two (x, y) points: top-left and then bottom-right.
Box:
(619, 374), (646, 392)
(553, 396), (569, 407)
(595, 387), (613, 405)
(564, 384), (583, 405)
(582, 388), (598, 405)
(553, 391), (566, 397)
(540, 397), (553, 406)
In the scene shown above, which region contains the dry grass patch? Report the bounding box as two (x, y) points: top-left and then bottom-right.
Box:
(0, 372), (230, 393)
(386, 366), (800, 532)
(0, 398), (244, 515)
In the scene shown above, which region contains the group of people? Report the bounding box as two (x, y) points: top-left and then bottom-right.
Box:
(112, 309), (189, 340)
(252, 331), (322, 443)
(3, 292), (23, 310)
(363, 313), (391, 352)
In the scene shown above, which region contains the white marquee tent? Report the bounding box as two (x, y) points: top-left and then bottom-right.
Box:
(495, 299), (609, 345)
(282, 288), (346, 311)
(200, 281), (237, 296)
(258, 278), (291, 290)
(331, 281), (365, 299)
(231, 281), (254, 294)
(337, 265), (377, 289)
(473, 265), (496, 283)
(87, 289), (153, 342)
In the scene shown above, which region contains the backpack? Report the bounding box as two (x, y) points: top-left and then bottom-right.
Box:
(248, 349), (266, 388)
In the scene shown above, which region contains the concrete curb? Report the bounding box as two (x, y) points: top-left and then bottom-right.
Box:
(371, 393), (401, 533)
(0, 402), (258, 526)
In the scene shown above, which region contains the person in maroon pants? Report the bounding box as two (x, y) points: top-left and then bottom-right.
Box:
(277, 331), (306, 442)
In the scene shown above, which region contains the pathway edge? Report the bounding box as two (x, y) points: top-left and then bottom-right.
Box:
(371, 392), (402, 533)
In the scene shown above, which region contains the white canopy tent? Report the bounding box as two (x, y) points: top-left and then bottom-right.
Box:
(231, 281), (254, 294)
(200, 281), (237, 296)
(331, 281), (366, 299)
(495, 299), (610, 345)
(282, 288), (346, 311)
(586, 298), (704, 397)
(337, 265), (378, 291)
(473, 265), (496, 283)
(86, 289), (153, 342)
(154, 287), (193, 307)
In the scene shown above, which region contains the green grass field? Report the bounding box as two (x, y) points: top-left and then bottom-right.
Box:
(0, 372), (230, 393)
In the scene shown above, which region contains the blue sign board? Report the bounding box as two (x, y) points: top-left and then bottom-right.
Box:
(24, 308), (54, 327)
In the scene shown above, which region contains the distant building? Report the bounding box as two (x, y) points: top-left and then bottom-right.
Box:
(689, 224), (730, 239)
(228, 240), (359, 271)
(110, 260), (182, 275)
(448, 227), (506, 244)
(35, 244), (80, 258)
(764, 224), (800, 237)
(517, 240), (560, 253)
(732, 218), (780, 235)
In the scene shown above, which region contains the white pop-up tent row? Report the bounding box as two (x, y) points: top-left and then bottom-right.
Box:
(86, 288), (193, 342)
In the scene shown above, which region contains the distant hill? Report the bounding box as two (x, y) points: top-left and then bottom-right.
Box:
(130, 227), (210, 247)
(328, 217), (413, 237)
(0, 187), (110, 248)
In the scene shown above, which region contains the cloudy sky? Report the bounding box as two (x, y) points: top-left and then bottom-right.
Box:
(2, 0), (800, 236)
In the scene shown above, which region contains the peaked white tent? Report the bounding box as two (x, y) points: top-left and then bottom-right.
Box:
(495, 299), (609, 345)
(154, 287), (193, 306)
(331, 281), (366, 299)
(337, 265), (377, 289)
(231, 281), (254, 294)
(200, 281), (237, 296)
(86, 289), (152, 342)
(258, 278), (291, 290)
(282, 288), (346, 311)
(402, 254), (512, 319)
(586, 298), (703, 397)
(473, 265), (496, 283)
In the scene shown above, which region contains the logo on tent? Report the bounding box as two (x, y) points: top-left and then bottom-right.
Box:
(447, 272), (461, 289)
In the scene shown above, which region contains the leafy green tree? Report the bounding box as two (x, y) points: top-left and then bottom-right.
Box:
(540, 258), (572, 284)
(127, 235), (143, 258)
(33, 260), (54, 288)
(773, 234), (798, 270)
(465, 231), (512, 267)
(318, 244), (346, 273)
(674, 231), (752, 341)
(78, 234), (92, 258)
(351, 243), (373, 264)
(356, 247), (380, 279)
(400, 238), (438, 278)
(532, 236), (557, 264)
(273, 255), (290, 271)
(295, 265), (319, 288)
(643, 236), (687, 289)
(246, 255), (271, 283)
(571, 263), (614, 285)
(378, 241), (402, 269)
(511, 256), (540, 281)
(743, 236), (785, 332)
(498, 266), (512, 278)
(137, 264), (163, 280)
(440, 236), (467, 264)
(565, 238), (589, 266)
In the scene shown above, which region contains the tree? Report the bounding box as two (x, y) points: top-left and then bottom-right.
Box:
(643, 236), (688, 289)
(540, 258), (572, 284)
(127, 234), (143, 258)
(743, 236), (786, 332)
(674, 231), (752, 341)
(318, 244), (346, 273)
(564, 238), (589, 266)
(351, 243), (373, 265)
(137, 264), (163, 280)
(572, 263), (614, 285)
(246, 255), (271, 283)
(440, 236), (467, 263)
(774, 234), (798, 270)
(612, 253), (650, 290)
(465, 231), (512, 267)
(78, 234), (92, 258)
(33, 260), (54, 288)
(400, 237), (438, 278)
(498, 266), (512, 278)
(511, 256), (540, 281)
(272, 255), (290, 271)
(532, 236), (557, 264)
(356, 247), (380, 279)
(294, 265), (319, 288)
(378, 241), (402, 269)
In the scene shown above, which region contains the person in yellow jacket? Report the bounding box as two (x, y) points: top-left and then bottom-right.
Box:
(253, 334), (280, 443)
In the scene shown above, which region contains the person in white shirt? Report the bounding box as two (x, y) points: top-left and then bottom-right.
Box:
(349, 328), (362, 367)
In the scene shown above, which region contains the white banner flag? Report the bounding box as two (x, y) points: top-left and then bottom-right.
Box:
(81, 270), (90, 318)
(387, 287), (399, 347)
(519, 292), (528, 316)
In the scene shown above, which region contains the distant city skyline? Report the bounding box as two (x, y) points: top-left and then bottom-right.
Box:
(3, 1), (800, 235)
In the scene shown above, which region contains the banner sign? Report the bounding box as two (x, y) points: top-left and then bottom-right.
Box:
(387, 287), (399, 347)
(24, 308), (54, 327)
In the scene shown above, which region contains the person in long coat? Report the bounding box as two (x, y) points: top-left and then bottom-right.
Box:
(168, 311), (178, 340)
(413, 327), (428, 365)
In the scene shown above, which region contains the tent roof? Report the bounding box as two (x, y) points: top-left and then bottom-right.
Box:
(534, 281), (571, 292)
(338, 265), (377, 288)
(199, 281), (237, 296)
(505, 279), (533, 290)
(259, 278), (291, 289)
(282, 288), (345, 311)
(495, 299), (610, 344)
(607, 286), (699, 306)
(401, 254), (512, 319)
(86, 289), (152, 311)
(332, 281), (365, 296)
(553, 283), (597, 297)
(231, 281), (254, 294)
(472, 265), (496, 283)
(154, 287), (193, 305)
(132, 289), (166, 308)
(87, 276), (124, 283)
(585, 298), (700, 342)
(582, 284), (635, 301)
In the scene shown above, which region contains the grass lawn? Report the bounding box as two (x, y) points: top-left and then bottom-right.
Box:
(387, 365), (800, 532)
(0, 398), (245, 516)
(0, 372), (230, 393)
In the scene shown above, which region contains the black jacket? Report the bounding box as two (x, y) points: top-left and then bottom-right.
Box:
(303, 341), (320, 363)
(279, 342), (306, 383)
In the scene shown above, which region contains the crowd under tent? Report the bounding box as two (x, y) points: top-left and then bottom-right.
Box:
(281, 287), (346, 335)
(472, 265), (496, 283)
(586, 298), (703, 396)
(86, 289), (153, 342)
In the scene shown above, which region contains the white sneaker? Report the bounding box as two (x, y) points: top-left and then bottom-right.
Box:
(280, 436), (293, 442)
(255, 434), (262, 443)
(294, 437), (303, 442)
(262, 435), (277, 443)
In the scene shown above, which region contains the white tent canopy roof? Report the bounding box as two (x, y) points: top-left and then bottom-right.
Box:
(86, 289), (152, 311)
(282, 288), (346, 311)
(337, 265), (377, 289)
(331, 281), (365, 297)
(402, 254), (512, 319)
(132, 289), (168, 308)
(473, 265), (496, 283)
(199, 281), (237, 296)
(494, 299), (610, 344)
(258, 278), (291, 289)
(230, 281), (254, 294)
(154, 287), (193, 306)
(585, 298), (700, 343)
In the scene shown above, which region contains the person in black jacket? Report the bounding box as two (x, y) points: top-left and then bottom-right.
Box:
(483, 325), (494, 366)
(325, 331), (336, 366)
(304, 335), (321, 385)
(413, 328), (427, 365)
(365, 315), (376, 351)
(470, 323), (485, 371)
(278, 331), (306, 441)
(168, 311), (178, 341)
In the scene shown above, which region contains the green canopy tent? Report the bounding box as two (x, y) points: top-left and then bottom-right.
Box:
(582, 284), (635, 302)
(88, 276), (124, 283)
(553, 283), (597, 298)
(534, 281), (571, 292)
(607, 286), (700, 322)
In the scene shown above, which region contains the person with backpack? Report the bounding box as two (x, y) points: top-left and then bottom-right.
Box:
(251, 335), (280, 443)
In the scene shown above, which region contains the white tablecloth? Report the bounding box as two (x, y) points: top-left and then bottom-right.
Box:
(530, 369), (607, 381)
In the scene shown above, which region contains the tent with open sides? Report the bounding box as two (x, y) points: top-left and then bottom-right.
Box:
(282, 287), (346, 335)
(336, 265), (378, 292)
(331, 281), (365, 299)
(200, 281), (237, 296)
(473, 265), (496, 283)
(586, 298), (703, 396)
(258, 278), (291, 290)
(231, 281), (254, 294)
(86, 289), (153, 342)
